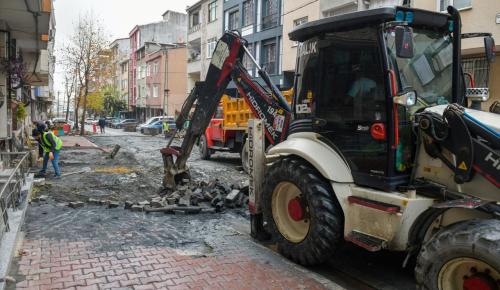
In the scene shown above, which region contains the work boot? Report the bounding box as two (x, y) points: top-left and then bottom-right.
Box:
(34, 172), (46, 178)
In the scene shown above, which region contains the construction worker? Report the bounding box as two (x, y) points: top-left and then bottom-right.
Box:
(162, 120), (170, 139)
(34, 121), (48, 163)
(32, 128), (62, 178)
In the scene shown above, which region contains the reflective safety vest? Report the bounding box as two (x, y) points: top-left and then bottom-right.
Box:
(163, 122), (169, 131)
(40, 132), (63, 153)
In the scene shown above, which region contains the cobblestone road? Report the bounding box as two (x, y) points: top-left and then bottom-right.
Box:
(7, 134), (340, 290)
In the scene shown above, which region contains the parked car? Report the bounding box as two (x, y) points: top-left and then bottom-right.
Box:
(137, 116), (174, 130)
(85, 118), (96, 125)
(105, 117), (117, 127)
(140, 120), (176, 134)
(111, 119), (137, 129)
(51, 118), (74, 128)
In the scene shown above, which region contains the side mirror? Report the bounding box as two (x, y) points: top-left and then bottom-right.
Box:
(394, 90), (416, 107)
(395, 26), (414, 58)
(484, 36), (496, 63)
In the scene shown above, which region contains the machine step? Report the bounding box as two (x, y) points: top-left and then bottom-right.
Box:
(345, 231), (387, 252)
(347, 196), (400, 213)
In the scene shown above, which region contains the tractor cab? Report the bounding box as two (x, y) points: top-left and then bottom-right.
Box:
(289, 7), (490, 191)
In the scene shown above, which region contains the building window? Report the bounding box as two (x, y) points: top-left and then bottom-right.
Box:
(439, 0), (472, 11)
(243, 43), (254, 72)
(153, 84), (159, 98)
(228, 10), (239, 30)
(154, 62), (159, 75)
(462, 57), (489, 88)
(191, 11), (200, 27)
(262, 0), (278, 30)
(242, 0), (254, 27)
(292, 17), (308, 46)
(147, 64), (151, 76)
(208, 1), (217, 22)
(262, 40), (276, 75)
(207, 39), (217, 58)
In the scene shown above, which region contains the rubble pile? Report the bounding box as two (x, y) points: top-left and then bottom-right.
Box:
(30, 178), (251, 215)
(125, 178), (250, 214)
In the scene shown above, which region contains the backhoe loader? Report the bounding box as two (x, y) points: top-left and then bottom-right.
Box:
(162, 6), (499, 290)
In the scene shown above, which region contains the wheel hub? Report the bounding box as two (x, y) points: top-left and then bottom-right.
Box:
(438, 257), (500, 290)
(463, 274), (498, 290)
(288, 197), (304, 221)
(272, 181), (310, 243)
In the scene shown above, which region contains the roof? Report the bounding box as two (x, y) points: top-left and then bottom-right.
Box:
(289, 6), (450, 42)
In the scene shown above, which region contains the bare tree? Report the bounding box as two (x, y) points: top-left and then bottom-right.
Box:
(61, 12), (108, 135)
(63, 71), (76, 122)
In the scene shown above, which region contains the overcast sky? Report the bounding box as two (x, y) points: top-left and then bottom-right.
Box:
(53, 0), (198, 103)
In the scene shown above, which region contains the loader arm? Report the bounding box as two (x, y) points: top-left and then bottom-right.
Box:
(161, 31), (291, 189)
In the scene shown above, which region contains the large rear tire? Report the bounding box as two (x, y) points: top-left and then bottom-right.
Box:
(199, 134), (211, 160)
(415, 219), (500, 290)
(262, 157), (343, 266)
(240, 139), (249, 174)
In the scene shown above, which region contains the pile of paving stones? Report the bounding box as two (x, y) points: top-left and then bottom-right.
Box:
(124, 179), (250, 214)
(30, 178), (250, 215)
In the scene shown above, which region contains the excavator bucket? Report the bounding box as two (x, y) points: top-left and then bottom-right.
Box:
(161, 32), (245, 190)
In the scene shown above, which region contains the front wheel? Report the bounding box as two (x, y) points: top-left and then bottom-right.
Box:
(199, 134), (211, 160)
(262, 158), (343, 266)
(240, 139), (249, 173)
(415, 219), (500, 290)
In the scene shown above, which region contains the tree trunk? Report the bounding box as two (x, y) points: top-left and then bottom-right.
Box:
(65, 93), (71, 121)
(79, 85), (88, 136)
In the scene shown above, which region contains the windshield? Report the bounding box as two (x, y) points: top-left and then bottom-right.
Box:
(385, 28), (453, 107)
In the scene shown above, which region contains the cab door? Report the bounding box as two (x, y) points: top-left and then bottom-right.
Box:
(208, 105), (224, 143)
(313, 28), (390, 189)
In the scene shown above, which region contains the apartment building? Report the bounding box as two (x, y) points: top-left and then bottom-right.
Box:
(110, 38), (131, 105)
(144, 45), (187, 118)
(415, 0), (500, 110)
(0, 0), (55, 150)
(221, 0), (285, 87)
(282, 0), (320, 85)
(129, 10), (187, 119)
(186, 0), (224, 92)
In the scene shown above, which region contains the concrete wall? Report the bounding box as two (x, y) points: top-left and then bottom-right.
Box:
(282, 0), (320, 73)
(166, 47), (188, 116)
(138, 12), (187, 46)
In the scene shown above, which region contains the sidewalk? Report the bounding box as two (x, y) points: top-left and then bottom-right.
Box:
(60, 136), (99, 149)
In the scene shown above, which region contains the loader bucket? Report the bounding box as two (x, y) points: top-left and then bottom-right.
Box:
(160, 146), (190, 190)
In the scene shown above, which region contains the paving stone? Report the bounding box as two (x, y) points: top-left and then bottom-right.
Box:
(130, 205), (144, 212)
(68, 202), (84, 209)
(87, 198), (101, 205)
(124, 201), (134, 209)
(107, 201), (120, 208)
(138, 200), (150, 206)
(225, 189), (241, 208)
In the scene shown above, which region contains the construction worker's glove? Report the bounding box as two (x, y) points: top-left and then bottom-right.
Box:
(49, 152), (54, 160)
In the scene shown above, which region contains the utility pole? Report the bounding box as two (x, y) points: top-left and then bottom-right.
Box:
(57, 91), (60, 118)
(163, 89), (169, 117)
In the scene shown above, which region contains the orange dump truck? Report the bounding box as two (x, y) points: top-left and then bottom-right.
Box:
(198, 89), (292, 171)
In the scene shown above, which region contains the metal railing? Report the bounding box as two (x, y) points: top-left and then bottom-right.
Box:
(0, 151), (30, 244)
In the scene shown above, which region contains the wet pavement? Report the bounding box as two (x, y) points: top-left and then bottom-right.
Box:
(7, 129), (416, 289)
(7, 131), (336, 290)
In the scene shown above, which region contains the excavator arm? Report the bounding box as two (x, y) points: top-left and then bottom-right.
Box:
(161, 31), (291, 189)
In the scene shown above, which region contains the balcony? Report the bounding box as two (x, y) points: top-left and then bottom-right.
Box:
(188, 24), (201, 41)
(187, 58), (201, 74)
